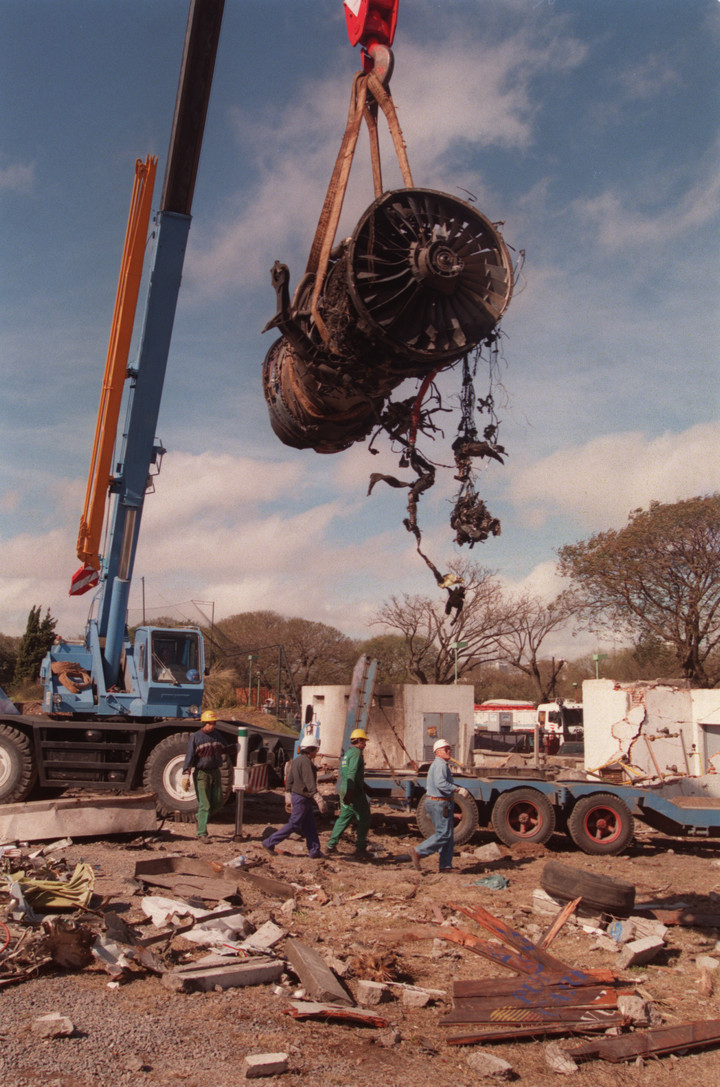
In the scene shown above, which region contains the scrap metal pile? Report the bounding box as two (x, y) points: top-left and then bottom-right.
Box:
(262, 0), (515, 592)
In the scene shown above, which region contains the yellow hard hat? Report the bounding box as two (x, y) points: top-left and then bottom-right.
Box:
(201, 710), (217, 723)
(350, 729), (368, 741)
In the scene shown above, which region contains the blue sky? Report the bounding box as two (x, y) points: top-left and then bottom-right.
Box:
(1, 0), (719, 657)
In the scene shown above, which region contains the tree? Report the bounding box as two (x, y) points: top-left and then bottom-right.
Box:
(495, 591), (578, 701)
(557, 495), (720, 687)
(373, 559), (517, 684)
(13, 605), (57, 686)
(357, 634), (412, 684)
(0, 633), (20, 688)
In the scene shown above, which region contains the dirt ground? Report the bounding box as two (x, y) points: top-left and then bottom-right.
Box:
(3, 790), (720, 1087)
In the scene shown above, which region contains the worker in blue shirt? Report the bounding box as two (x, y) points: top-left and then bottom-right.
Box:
(410, 738), (470, 872)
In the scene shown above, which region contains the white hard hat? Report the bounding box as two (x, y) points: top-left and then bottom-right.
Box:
(300, 734), (319, 750)
(433, 738), (451, 752)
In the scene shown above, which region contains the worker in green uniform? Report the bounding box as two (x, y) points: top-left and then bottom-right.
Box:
(326, 728), (371, 858)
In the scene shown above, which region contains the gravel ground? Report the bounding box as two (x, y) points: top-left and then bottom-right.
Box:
(3, 790), (720, 1086)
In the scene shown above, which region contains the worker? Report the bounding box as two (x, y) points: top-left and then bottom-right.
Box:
(326, 728), (371, 859)
(409, 738), (471, 873)
(263, 735), (327, 858)
(182, 710), (233, 840)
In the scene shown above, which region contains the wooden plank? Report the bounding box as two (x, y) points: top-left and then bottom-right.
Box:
(446, 1013), (625, 1045)
(566, 1019), (720, 1063)
(450, 902), (590, 980)
(539, 897), (582, 949)
(284, 1001), (388, 1027)
(438, 926), (547, 976)
(453, 969), (618, 999)
(442, 992), (619, 1026)
(235, 868), (296, 900)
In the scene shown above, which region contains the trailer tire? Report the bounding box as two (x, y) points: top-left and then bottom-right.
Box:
(491, 787), (556, 846)
(0, 722), (37, 803)
(143, 733), (232, 820)
(541, 860), (635, 915)
(568, 793), (634, 856)
(416, 791), (479, 846)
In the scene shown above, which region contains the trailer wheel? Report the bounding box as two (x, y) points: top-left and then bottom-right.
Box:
(568, 793), (634, 856)
(416, 792), (479, 846)
(491, 788), (556, 846)
(541, 860), (635, 915)
(0, 723), (36, 803)
(143, 733), (232, 820)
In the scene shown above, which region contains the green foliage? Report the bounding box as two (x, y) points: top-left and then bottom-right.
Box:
(558, 495), (720, 687)
(0, 633), (20, 687)
(13, 605), (57, 686)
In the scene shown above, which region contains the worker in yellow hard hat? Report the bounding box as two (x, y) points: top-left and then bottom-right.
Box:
(181, 709), (232, 839)
(326, 728), (371, 859)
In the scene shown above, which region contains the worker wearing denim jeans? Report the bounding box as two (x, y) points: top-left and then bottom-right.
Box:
(410, 739), (470, 872)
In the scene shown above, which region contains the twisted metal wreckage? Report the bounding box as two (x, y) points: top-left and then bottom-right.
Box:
(262, 2), (517, 615)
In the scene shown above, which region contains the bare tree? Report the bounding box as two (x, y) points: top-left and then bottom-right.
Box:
(373, 559), (517, 683)
(495, 592), (577, 701)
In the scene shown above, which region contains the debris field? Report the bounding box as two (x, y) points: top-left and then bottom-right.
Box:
(3, 789), (720, 1087)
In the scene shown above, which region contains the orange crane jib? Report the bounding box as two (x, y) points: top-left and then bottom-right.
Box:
(70, 155), (158, 595)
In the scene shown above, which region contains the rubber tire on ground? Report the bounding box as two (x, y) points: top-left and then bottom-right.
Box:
(541, 859), (636, 915)
(0, 722), (37, 803)
(416, 791), (479, 846)
(567, 792), (635, 856)
(142, 733), (232, 820)
(491, 787), (556, 847)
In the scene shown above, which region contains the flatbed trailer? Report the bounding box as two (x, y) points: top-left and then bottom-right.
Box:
(362, 768), (720, 856)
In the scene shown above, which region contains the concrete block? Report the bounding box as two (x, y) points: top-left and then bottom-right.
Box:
(474, 842), (509, 863)
(32, 1014), (74, 1038)
(618, 936), (665, 969)
(356, 979), (389, 1006)
(240, 921), (285, 952)
(401, 987), (432, 1008)
(617, 993), (650, 1024)
(165, 956), (284, 992)
(466, 1051), (514, 1079)
(243, 1052), (289, 1078)
(285, 937), (354, 1005)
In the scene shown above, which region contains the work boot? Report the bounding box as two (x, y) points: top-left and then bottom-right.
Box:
(410, 848), (422, 871)
(262, 841), (275, 855)
(325, 842), (338, 853)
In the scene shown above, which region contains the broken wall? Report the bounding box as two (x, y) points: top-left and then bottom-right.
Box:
(583, 679), (720, 798)
(302, 683), (475, 769)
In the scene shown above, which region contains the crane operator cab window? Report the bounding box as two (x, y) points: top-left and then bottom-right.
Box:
(151, 633), (201, 685)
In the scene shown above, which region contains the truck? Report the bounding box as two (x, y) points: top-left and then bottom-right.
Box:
(0, 1), (294, 817)
(304, 663), (720, 856)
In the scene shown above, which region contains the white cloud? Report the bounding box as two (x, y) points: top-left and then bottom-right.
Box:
(0, 159), (34, 194)
(507, 421), (720, 530)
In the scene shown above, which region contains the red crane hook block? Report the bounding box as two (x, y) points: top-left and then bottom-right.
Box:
(344, 0), (399, 51)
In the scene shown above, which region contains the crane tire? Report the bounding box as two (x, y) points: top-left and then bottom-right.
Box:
(0, 722), (37, 803)
(143, 732), (232, 820)
(568, 792), (634, 855)
(416, 791), (479, 846)
(541, 859), (635, 916)
(491, 787), (556, 846)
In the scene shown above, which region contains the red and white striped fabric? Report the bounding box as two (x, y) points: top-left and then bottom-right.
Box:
(246, 763), (269, 794)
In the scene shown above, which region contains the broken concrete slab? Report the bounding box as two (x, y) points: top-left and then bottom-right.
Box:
(243, 1052), (289, 1079)
(0, 794), (157, 844)
(162, 956), (283, 993)
(32, 1013), (74, 1039)
(465, 1050), (514, 1079)
(618, 935), (665, 970)
(284, 938), (354, 1006)
(356, 979), (389, 1006)
(240, 921), (285, 953)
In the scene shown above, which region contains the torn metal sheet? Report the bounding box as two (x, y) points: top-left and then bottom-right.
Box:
(134, 857), (239, 902)
(0, 794), (157, 843)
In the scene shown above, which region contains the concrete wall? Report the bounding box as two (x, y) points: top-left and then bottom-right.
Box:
(582, 678), (720, 798)
(301, 683), (476, 769)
